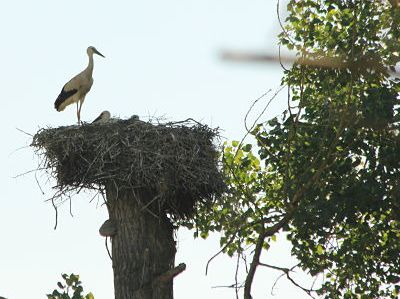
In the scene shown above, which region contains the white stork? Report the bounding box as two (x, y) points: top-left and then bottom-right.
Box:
(92, 110), (111, 124)
(54, 46), (105, 124)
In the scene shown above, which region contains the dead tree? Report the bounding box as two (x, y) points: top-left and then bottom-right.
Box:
(32, 117), (225, 299)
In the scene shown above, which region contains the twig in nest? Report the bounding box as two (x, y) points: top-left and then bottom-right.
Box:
(35, 170), (45, 195)
(51, 196), (58, 230)
(13, 168), (47, 179)
(69, 197), (73, 217)
(16, 127), (33, 137)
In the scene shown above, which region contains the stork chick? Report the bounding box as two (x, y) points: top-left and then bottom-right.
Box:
(92, 110), (111, 124)
(54, 46), (105, 124)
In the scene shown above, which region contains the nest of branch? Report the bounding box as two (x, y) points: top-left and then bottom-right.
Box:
(32, 118), (225, 219)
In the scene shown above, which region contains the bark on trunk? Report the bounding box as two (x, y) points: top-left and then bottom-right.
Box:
(106, 187), (176, 299)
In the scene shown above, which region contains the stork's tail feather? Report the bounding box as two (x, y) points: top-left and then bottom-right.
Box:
(54, 88), (78, 111)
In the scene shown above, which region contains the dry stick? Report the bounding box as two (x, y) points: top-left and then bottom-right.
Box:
(35, 170), (45, 195)
(69, 197), (73, 217)
(13, 167), (48, 179)
(105, 237), (112, 260)
(140, 194), (162, 212)
(8, 145), (31, 157)
(51, 196), (58, 230)
(89, 189), (101, 204)
(16, 127), (33, 137)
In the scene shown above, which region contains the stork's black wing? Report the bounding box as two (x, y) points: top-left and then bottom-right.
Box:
(54, 85), (78, 111)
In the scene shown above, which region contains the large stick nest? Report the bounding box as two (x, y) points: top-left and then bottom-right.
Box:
(32, 118), (225, 219)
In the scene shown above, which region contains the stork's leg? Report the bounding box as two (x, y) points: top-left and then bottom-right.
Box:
(76, 101), (80, 125)
(78, 98), (84, 125)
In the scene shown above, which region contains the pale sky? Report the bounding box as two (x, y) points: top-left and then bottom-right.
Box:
(0, 1), (310, 298)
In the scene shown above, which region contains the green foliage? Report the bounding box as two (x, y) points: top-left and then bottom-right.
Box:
(185, 0), (400, 298)
(47, 273), (94, 299)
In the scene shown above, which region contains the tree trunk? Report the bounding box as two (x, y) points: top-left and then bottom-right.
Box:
(106, 187), (176, 299)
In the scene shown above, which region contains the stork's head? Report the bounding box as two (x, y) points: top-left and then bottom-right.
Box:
(87, 46), (105, 58)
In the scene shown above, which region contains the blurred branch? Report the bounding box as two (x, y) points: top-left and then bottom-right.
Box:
(389, 0), (400, 8)
(221, 51), (400, 77)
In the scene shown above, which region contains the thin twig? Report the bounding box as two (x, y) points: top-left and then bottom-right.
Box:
(51, 197), (58, 230)
(271, 272), (286, 295)
(12, 168), (47, 178)
(69, 198), (74, 217)
(266, 263), (316, 298)
(105, 237), (112, 260)
(235, 248), (241, 299)
(212, 283), (244, 289)
(244, 90), (272, 133)
(16, 127), (33, 137)
(206, 233), (237, 275)
(35, 170), (45, 195)
(259, 262), (291, 272)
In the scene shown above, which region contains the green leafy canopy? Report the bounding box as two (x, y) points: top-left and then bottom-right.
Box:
(183, 0), (400, 298)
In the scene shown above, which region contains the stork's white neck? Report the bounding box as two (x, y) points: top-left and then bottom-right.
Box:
(86, 52), (94, 75)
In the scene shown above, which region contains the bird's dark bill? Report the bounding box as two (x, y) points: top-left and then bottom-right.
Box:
(94, 49), (105, 57)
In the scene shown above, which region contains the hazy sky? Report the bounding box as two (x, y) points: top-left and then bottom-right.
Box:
(0, 1), (310, 298)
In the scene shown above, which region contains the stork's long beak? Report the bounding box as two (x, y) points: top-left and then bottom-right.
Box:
(94, 49), (105, 58)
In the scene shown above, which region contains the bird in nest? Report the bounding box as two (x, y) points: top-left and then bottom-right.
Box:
(92, 110), (111, 124)
(54, 46), (105, 125)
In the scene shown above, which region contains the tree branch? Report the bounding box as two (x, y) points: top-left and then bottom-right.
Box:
(242, 177), (317, 299)
(154, 263), (186, 285)
(243, 230), (265, 299)
(260, 262), (317, 298)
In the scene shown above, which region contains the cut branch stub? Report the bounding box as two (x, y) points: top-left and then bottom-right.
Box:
(99, 219), (117, 237)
